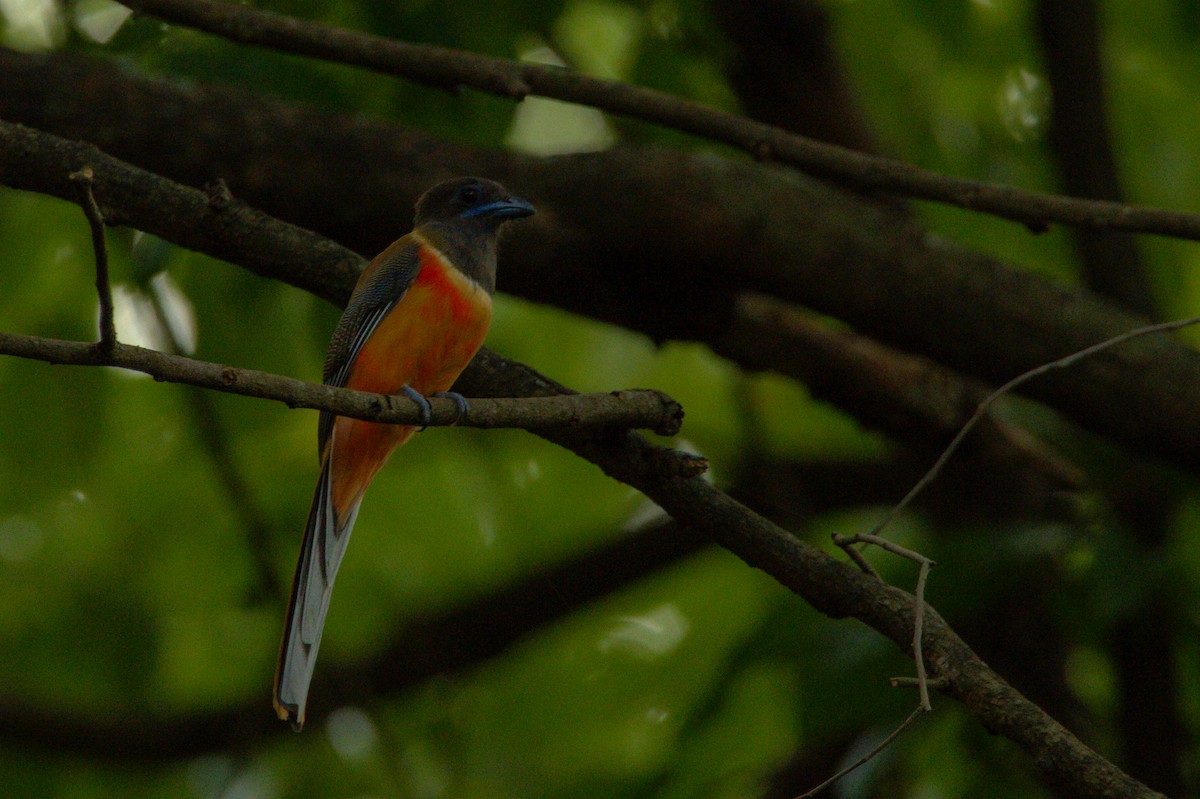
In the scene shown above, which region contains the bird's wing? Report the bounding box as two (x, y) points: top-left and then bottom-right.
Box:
(317, 241), (421, 453)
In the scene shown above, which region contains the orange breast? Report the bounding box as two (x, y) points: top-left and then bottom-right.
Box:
(327, 243), (492, 515)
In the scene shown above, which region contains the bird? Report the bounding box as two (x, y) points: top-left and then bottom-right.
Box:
(273, 177), (535, 730)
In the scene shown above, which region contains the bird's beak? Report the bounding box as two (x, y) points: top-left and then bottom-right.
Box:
(465, 196), (536, 219)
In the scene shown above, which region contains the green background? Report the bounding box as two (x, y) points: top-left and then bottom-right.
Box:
(1, 0), (1198, 796)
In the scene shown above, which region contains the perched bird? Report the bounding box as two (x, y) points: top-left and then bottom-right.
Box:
(274, 177), (534, 729)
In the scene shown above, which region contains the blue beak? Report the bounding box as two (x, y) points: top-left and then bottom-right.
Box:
(463, 195), (536, 219)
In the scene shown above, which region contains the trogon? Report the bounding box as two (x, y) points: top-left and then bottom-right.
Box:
(274, 177), (535, 729)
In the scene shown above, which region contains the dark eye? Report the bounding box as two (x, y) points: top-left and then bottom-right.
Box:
(458, 185), (481, 204)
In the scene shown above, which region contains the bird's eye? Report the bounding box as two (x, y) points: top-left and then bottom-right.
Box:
(458, 185), (481, 204)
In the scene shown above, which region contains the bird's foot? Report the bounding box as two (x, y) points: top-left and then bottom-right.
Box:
(431, 391), (470, 425)
(401, 385), (432, 430)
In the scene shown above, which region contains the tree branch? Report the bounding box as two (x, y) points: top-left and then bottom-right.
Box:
(0, 331), (686, 437)
(115, 0), (1200, 241)
(721, 293), (1084, 491)
(6, 71), (1200, 479)
(68, 165), (117, 350)
(0, 115), (359, 306)
(713, 0), (883, 156)
(1037, 0), (1156, 315)
(0, 131), (1161, 799)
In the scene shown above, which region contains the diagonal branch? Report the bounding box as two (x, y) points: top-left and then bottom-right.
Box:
(116, 0), (1200, 241)
(456, 349), (1164, 799)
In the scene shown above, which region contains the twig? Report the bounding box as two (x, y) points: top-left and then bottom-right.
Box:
(794, 705), (927, 799)
(806, 318), (1200, 796)
(834, 533), (935, 710)
(866, 316), (1200, 540)
(0, 331), (689, 440)
(832, 531), (880, 579)
(118, 0), (1200, 241)
(810, 532), (934, 797)
(68, 166), (117, 350)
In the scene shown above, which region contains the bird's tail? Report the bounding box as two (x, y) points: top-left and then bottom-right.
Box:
(273, 459), (361, 730)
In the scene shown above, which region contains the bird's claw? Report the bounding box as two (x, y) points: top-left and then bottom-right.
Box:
(432, 391), (470, 425)
(401, 385), (432, 430)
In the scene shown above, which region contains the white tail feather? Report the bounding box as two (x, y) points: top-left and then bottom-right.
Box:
(274, 462), (361, 730)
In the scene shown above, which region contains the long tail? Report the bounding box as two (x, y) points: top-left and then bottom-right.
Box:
(273, 459), (361, 730)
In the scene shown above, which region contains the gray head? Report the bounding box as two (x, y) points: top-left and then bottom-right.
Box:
(413, 177), (534, 292)
(415, 177), (534, 228)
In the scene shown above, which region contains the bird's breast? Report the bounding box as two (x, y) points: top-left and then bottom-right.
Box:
(345, 245), (493, 397)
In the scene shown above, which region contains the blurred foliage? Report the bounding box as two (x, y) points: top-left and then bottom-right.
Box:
(1, 0), (1199, 797)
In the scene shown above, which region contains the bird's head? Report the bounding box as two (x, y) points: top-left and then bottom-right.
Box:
(415, 177), (535, 230)
(412, 177), (534, 293)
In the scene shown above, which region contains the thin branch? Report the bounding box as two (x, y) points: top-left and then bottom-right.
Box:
(117, 0), (1200, 241)
(0, 331), (688, 439)
(145, 282), (284, 603)
(819, 531), (935, 798)
(866, 316), (1200, 540)
(833, 532), (880, 579)
(68, 165), (116, 350)
(794, 705), (928, 799)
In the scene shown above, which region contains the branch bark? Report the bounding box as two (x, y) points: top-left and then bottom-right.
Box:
(114, 0), (1200, 241)
(0, 330), (685, 436)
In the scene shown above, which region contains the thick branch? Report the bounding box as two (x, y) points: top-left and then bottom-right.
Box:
(115, 0), (1200, 241)
(722, 293), (1083, 491)
(713, 0), (882, 155)
(0, 115), (358, 305)
(0, 331), (684, 436)
(5, 68), (1200, 478)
